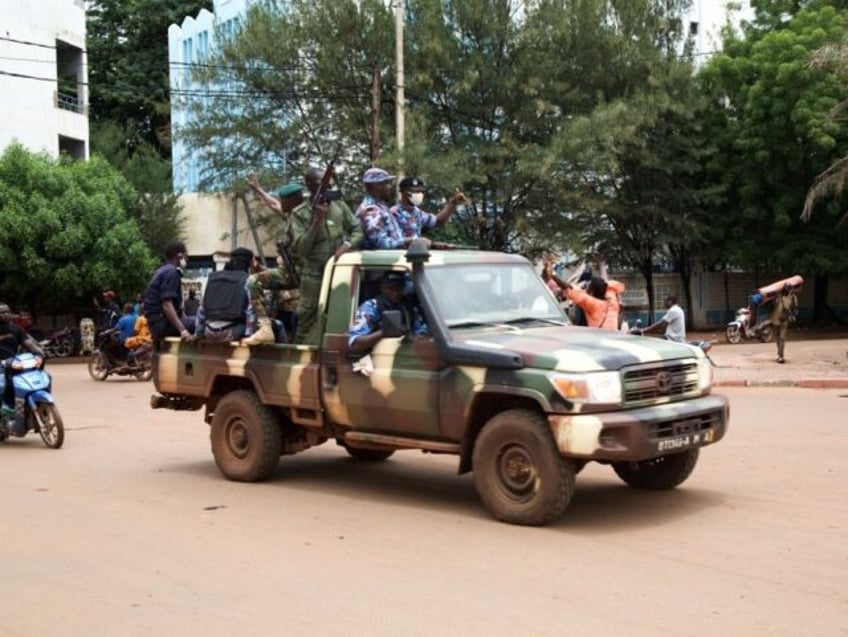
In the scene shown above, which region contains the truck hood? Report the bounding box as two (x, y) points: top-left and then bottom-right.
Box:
(453, 324), (698, 372)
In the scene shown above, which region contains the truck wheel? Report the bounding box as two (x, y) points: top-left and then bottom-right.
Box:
(472, 409), (575, 526)
(725, 325), (741, 344)
(342, 443), (395, 462)
(612, 449), (699, 490)
(210, 390), (282, 482)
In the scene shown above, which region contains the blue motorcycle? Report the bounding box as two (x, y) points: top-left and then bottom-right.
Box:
(0, 352), (64, 448)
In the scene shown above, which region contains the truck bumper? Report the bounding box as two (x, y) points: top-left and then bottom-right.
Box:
(548, 393), (729, 461)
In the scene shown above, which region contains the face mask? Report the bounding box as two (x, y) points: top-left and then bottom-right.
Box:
(408, 193), (424, 207)
(179, 257), (188, 270)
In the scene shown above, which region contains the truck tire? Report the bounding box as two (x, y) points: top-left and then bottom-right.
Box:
(472, 409), (575, 526)
(612, 449), (699, 490)
(210, 390), (282, 482)
(342, 443), (395, 462)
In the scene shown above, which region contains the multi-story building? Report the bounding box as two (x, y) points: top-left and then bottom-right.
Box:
(0, 0), (88, 158)
(685, 0), (754, 61)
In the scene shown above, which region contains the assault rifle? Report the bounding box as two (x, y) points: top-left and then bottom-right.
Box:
(312, 144), (343, 207)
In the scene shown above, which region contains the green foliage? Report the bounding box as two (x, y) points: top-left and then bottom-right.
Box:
(0, 144), (157, 315)
(90, 121), (187, 256)
(87, 0), (213, 155)
(700, 4), (848, 274)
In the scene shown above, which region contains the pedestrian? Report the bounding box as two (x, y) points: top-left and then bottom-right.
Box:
(143, 239), (194, 349)
(388, 177), (466, 245)
(195, 247), (256, 343)
(641, 295), (687, 342)
(771, 282), (799, 364)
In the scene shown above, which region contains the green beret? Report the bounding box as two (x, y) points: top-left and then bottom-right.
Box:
(277, 183), (303, 198)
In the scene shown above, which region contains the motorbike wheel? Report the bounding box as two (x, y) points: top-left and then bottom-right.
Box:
(758, 324), (774, 343)
(87, 352), (109, 381)
(135, 366), (153, 382)
(34, 402), (64, 449)
(53, 336), (74, 358)
(725, 324), (741, 345)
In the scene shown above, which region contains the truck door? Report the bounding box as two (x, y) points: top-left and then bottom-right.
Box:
(321, 267), (443, 438)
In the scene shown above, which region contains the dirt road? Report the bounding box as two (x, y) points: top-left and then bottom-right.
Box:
(1, 367), (846, 636)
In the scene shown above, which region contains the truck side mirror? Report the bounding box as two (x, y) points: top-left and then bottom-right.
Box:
(381, 310), (407, 338)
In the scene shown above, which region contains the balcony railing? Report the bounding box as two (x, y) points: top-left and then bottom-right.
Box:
(55, 91), (85, 115)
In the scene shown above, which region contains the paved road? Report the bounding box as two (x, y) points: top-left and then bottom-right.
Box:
(1, 367), (846, 636)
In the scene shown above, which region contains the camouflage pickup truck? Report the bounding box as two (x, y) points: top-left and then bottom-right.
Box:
(151, 244), (728, 525)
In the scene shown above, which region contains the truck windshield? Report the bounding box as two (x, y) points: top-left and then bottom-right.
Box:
(426, 263), (568, 328)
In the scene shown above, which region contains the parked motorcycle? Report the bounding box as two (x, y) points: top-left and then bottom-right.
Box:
(38, 326), (76, 358)
(725, 307), (774, 344)
(0, 353), (64, 448)
(87, 329), (153, 382)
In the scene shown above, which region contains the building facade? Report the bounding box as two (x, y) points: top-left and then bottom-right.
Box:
(0, 0), (88, 159)
(684, 0), (754, 61)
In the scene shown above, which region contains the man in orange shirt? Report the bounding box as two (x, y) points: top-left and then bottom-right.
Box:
(544, 262), (624, 330)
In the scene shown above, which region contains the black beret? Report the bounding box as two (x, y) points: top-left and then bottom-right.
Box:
(398, 177), (425, 190)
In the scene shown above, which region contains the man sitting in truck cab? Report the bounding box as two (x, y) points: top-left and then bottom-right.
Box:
(348, 270), (429, 354)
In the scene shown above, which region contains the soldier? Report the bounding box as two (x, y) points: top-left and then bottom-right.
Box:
(771, 282), (799, 364)
(242, 185), (303, 345)
(195, 247), (255, 343)
(348, 271), (429, 354)
(286, 168), (364, 345)
(355, 167), (399, 250)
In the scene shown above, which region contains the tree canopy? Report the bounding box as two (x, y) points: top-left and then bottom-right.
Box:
(0, 144), (156, 316)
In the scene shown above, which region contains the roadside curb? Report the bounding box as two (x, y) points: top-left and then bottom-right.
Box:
(714, 378), (848, 388)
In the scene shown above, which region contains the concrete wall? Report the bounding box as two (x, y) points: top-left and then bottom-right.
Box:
(0, 0), (88, 158)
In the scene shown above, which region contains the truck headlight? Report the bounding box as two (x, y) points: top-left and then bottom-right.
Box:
(549, 371), (622, 405)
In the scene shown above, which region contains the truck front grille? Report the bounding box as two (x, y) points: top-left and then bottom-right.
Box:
(622, 361), (699, 406)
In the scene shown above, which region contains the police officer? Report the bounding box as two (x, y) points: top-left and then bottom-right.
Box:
(390, 177), (466, 243)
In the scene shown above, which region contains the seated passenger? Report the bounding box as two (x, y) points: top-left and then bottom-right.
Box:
(125, 310), (151, 350)
(195, 247), (257, 343)
(348, 270), (428, 354)
(112, 303), (138, 359)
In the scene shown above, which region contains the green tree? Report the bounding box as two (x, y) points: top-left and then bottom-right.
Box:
(87, 0), (213, 156)
(91, 121), (187, 256)
(0, 144), (156, 317)
(802, 36), (848, 224)
(700, 4), (848, 321)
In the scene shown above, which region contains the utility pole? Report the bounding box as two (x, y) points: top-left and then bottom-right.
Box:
(395, 1), (405, 160)
(370, 63), (381, 163)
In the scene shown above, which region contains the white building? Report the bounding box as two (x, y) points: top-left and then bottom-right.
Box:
(685, 0), (754, 61)
(0, 0), (88, 158)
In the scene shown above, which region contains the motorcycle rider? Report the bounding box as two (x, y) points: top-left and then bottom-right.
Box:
(0, 302), (45, 421)
(641, 295), (687, 342)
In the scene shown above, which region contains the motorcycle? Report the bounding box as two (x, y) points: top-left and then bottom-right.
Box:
(629, 321), (717, 366)
(38, 326), (76, 359)
(87, 329), (153, 382)
(725, 306), (774, 344)
(0, 353), (64, 448)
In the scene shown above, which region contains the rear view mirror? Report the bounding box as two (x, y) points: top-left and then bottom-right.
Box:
(381, 310), (407, 338)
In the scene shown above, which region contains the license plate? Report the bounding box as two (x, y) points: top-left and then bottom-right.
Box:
(657, 429), (715, 453)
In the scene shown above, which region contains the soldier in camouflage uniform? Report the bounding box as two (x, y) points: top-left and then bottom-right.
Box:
(242, 183), (303, 345)
(286, 168), (364, 345)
